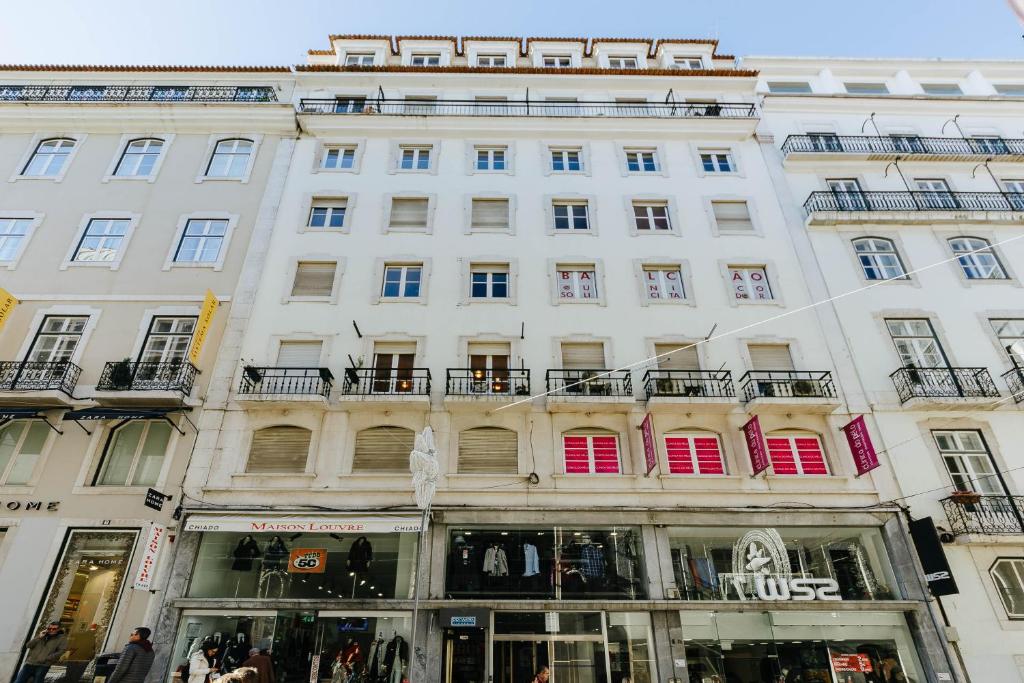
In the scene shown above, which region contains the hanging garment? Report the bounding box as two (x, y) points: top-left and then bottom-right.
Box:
(523, 543), (539, 577)
(383, 636), (408, 683)
(347, 537), (373, 572)
(493, 548), (509, 576)
(482, 546), (497, 574)
(580, 544), (605, 578)
(366, 638), (385, 679)
(231, 537), (261, 571)
(263, 537), (289, 569)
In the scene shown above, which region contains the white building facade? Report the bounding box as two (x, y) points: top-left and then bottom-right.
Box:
(748, 56), (1024, 682)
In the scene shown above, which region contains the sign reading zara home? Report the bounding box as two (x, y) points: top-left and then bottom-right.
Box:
(719, 528), (841, 601)
(183, 515), (422, 534)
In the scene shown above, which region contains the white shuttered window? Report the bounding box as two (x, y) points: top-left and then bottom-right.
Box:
(712, 201), (754, 232)
(471, 199), (510, 231)
(458, 427), (518, 473)
(352, 426), (416, 472)
(748, 344), (794, 370)
(291, 262), (336, 297)
(246, 426), (311, 473)
(389, 198), (429, 229)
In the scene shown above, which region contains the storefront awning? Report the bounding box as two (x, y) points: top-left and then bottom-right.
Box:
(0, 407), (63, 433)
(61, 407), (188, 435)
(183, 514), (423, 534)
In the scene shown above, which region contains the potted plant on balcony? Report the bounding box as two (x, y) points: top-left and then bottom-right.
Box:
(792, 379), (816, 397)
(587, 378), (612, 396)
(243, 365), (263, 384)
(108, 358), (134, 390)
(949, 489), (982, 506)
(682, 384), (705, 398)
(515, 384), (530, 396)
(655, 377), (676, 395)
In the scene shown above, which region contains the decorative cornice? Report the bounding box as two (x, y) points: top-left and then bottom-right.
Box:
(295, 64), (758, 77)
(0, 64), (289, 73)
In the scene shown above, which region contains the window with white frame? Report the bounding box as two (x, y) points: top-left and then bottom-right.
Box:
(308, 200), (347, 229)
(139, 317), (196, 364)
(246, 426), (312, 474)
(470, 264), (509, 299)
(886, 318), (946, 368)
(344, 53), (375, 66)
(399, 145), (432, 170)
(370, 342), (417, 395)
(0, 421), (48, 485)
(322, 146), (356, 170)
(949, 237), (1007, 279)
(410, 53), (441, 66)
(381, 264), (422, 298)
(995, 84), (1024, 96)
(970, 137), (1009, 155)
(555, 266), (599, 300)
(205, 138), (253, 178)
(173, 219), (227, 264)
(664, 432), (725, 475)
(767, 81), (812, 94)
(467, 342), (512, 394)
(94, 421), (172, 487)
(291, 261), (337, 297)
(766, 433), (829, 476)
(990, 319), (1024, 365)
(607, 56), (638, 69)
(22, 138), (76, 176)
(550, 148), (582, 172)
(562, 431), (621, 474)
(475, 146), (507, 171)
(470, 198), (510, 231)
(845, 82), (889, 95)
(553, 201), (590, 231)
(0, 217), (33, 262)
(625, 149), (658, 172)
(921, 83), (962, 95)
(729, 266), (773, 301)
(699, 149), (735, 173)
(389, 197), (430, 230)
(711, 200), (754, 232)
(642, 266), (685, 300)
(26, 316), (88, 363)
(71, 218), (130, 262)
(113, 138), (163, 177)
(334, 97), (366, 113)
(476, 54), (507, 67)
(853, 237), (907, 280)
(670, 56), (704, 70)
(932, 430), (1000, 494)
(632, 202), (671, 231)
(402, 96), (437, 114)
(991, 558), (1024, 619)
(543, 55), (572, 68)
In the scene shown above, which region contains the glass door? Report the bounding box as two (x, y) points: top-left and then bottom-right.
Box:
(827, 178), (867, 210)
(915, 178), (958, 209)
(444, 628), (488, 683)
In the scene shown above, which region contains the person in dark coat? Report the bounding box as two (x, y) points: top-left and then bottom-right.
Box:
(108, 627), (156, 683)
(240, 648), (276, 683)
(14, 623), (68, 683)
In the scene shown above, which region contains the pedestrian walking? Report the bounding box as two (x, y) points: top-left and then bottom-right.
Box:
(240, 648), (275, 683)
(188, 640), (221, 683)
(107, 627), (155, 683)
(14, 622), (68, 683)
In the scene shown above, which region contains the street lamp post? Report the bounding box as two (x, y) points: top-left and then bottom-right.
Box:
(408, 426), (439, 683)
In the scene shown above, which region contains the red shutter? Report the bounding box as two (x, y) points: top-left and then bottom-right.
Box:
(795, 437), (828, 475)
(693, 436), (725, 474)
(591, 436), (621, 473)
(665, 435), (724, 475)
(562, 434), (620, 474)
(563, 436), (592, 473)
(767, 437), (798, 475)
(767, 436), (827, 476)
(665, 436), (694, 474)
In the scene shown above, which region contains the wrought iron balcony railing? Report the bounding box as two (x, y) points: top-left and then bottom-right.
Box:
(0, 84), (278, 103)
(642, 369), (734, 399)
(739, 371), (836, 402)
(0, 360), (82, 394)
(545, 369), (633, 398)
(298, 98), (757, 119)
(97, 360), (197, 395)
(942, 494), (1024, 535)
(342, 367), (431, 396)
(805, 191), (1024, 214)
(890, 366), (1000, 403)
(446, 368), (530, 397)
(782, 134), (1024, 157)
(238, 367), (333, 397)
(1002, 367), (1024, 403)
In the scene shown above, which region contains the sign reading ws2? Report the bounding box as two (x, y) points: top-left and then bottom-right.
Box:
(720, 528), (841, 601)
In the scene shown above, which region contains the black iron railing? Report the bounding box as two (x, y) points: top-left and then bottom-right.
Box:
(238, 367), (333, 397)
(1002, 367), (1024, 403)
(446, 368), (530, 397)
(890, 367), (1000, 403)
(942, 494), (1024, 535)
(0, 360), (82, 394)
(643, 369), (734, 399)
(805, 191), (1024, 213)
(298, 98), (757, 119)
(740, 371), (836, 401)
(0, 85), (277, 103)
(97, 360), (197, 395)
(342, 367), (431, 396)
(782, 134), (1024, 157)
(545, 369), (633, 398)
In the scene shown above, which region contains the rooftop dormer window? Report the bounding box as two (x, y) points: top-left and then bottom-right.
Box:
(607, 56), (638, 69)
(345, 53), (375, 66)
(476, 54), (507, 67)
(543, 55), (572, 68)
(670, 56), (704, 70)
(411, 53), (441, 66)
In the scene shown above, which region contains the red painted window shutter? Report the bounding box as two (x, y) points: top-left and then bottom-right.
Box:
(563, 436), (592, 474)
(795, 437), (828, 475)
(767, 437), (799, 475)
(562, 434), (620, 474)
(665, 435), (724, 475)
(693, 436), (725, 474)
(591, 436), (620, 473)
(665, 436), (695, 474)
(767, 435), (827, 476)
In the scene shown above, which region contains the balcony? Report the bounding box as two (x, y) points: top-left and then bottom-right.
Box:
(782, 134), (1024, 161)
(890, 367), (1001, 406)
(297, 98), (757, 119)
(804, 191), (1024, 226)
(1003, 367), (1024, 403)
(0, 361), (82, 404)
(95, 361), (198, 404)
(340, 367), (431, 402)
(545, 369), (633, 411)
(642, 369), (736, 412)
(0, 84), (278, 103)
(445, 368), (531, 401)
(942, 494), (1024, 536)
(237, 366), (333, 403)
(739, 370), (839, 412)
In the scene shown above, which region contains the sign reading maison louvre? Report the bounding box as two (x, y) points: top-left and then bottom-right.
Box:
(719, 529), (841, 601)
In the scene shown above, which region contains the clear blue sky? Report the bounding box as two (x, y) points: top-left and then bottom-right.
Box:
(0, 0), (1021, 66)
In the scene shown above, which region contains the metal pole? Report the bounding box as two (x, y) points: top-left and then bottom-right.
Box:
(409, 505), (430, 683)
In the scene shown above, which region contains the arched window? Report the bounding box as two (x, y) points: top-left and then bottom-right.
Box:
(852, 237), (906, 280)
(458, 427), (517, 473)
(95, 420), (173, 485)
(562, 428), (620, 475)
(352, 426), (415, 472)
(245, 425), (311, 474)
(205, 138), (254, 178)
(949, 236), (1007, 279)
(664, 430), (725, 475)
(0, 420), (48, 485)
(22, 138), (76, 176)
(114, 138), (164, 177)
(765, 430), (829, 476)
(991, 558), (1024, 619)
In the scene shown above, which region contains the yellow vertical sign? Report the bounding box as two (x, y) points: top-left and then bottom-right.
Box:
(188, 290), (219, 366)
(0, 287), (17, 332)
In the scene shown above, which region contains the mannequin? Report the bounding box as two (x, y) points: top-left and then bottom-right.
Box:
(224, 633), (250, 671)
(259, 536), (291, 598)
(366, 633), (386, 681)
(263, 536), (289, 569)
(383, 634), (408, 683)
(346, 537), (373, 572)
(231, 536), (261, 571)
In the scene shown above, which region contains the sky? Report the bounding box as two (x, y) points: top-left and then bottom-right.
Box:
(0, 0), (1021, 66)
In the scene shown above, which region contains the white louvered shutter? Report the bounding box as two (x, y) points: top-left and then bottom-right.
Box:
(390, 198), (429, 229)
(560, 342), (605, 369)
(458, 427), (518, 473)
(246, 426), (311, 473)
(712, 201), (754, 231)
(352, 426), (415, 472)
(291, 262), (337, 297)
(471, 199), (510, 230)
(748, 344), (794, 370)
(276, 341), (323, 367)
(655, 343), (699, 370)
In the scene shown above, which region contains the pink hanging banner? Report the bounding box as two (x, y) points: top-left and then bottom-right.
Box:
(842, 415), (880, 476)
(640, 413), (657, 475)
(742, 415), (770, 476)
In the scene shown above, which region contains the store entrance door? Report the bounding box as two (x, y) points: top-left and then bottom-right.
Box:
(493, 640), (549, 683)
(442, 627), (487, 683)
(493, 639), (606, 683)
